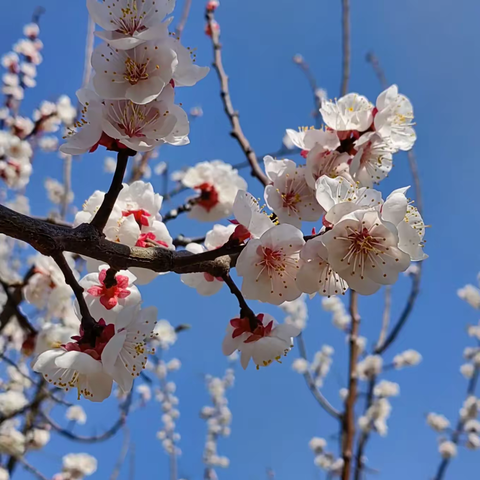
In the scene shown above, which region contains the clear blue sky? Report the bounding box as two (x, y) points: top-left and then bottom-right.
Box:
(1, 0), (479, 479)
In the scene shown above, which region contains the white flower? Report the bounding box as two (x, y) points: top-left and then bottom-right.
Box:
(56, 95), (77, 125)
(23, 22), (40, 38)
(152, 319), (177, 349)
(39, 136), (59, 152)
(467, 434), (480, 450)
(285, 127), (339, 153)
(45, 178), (74, 205)
(236, 224), (304, 305)
(296, 236), (348, 297)
(292, 358), (309, 374)
(280, 295), (308, 330)
(322, 296), (351, 331)
(375, 85), (416, 151)
(426, 413), (450, 432)
(464, 419), (480, 434)
(359, 398), (391, 436)
(181, 224), (235, 296)
(62, 453), (97, 477)
(382, 187), (428, 261)
(309, 437), (327, 454)
(0, 467), (8, 480)
(182, 160), (247, 222)
(232, 190), (274, 241)
(66, 406), (87, 425)
(60, 85), (188, 155)
(393, 349), (422, 369)
(33, 348), (113, 402)
(104, 156), (117, 173)
(460, 363), (475, 379)
(460, 396), (480, 420)
(102, 304), (157, 393)
(136, 384), (152, 403)
(439, 441), (457, 459)
(305, 145), (352, 189)
(222, 313), (301, 369)
(373, 380), (399, 398)
(315, 175), (383, 225)
(321, 208), (410, 295)
(320, 93), (373, 132)
(26, 428), (50, 450)
(92, 42), (177, 104)
(79, 265), (141, 324)
(356, 355), (383, 380)
(350, 132), (394, 187)
(0, 428), (25, 457)
(33, 323), (78, 357)
(0, 156), (32, 189)
(264, 156), (323, 228)
(92, 39), (208, 104)
(0, 391), (28, 416)
(87, 0), (175, 50)
(14, 39), (42, 65)
(458, 284), (480, 309)
(24, 253), (75, 310)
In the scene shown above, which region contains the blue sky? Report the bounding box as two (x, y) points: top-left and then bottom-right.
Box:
(1, 0), (480, 479)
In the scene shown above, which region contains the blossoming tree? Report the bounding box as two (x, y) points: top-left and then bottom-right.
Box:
(0, 1), (476, 480)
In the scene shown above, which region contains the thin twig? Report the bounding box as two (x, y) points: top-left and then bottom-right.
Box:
(128, 151), (152, 184)
(91, 149), (131, 233)
(205, 9), (269, 187)
(174, 0), (192, 39)
(294, 56), (322, 127)
(60, 155), (72, 221)
(433, 368), (479, 480)
(297, 334), (341, 419)
(222, 273), (258, 330)
(376, 286), (392, 350)
(41, 390), (133, 443)
(0, 354), (71, 406)
(341, 290), (361, 480)
(163, 200), (195, 223)
(110, 428), (130, 480)
(0, 280), (36, 334)
(340, 0), (351, 96)
(15, 456), (49, 480)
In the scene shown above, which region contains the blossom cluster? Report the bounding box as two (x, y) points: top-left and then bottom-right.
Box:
(61, 0), (208, 155)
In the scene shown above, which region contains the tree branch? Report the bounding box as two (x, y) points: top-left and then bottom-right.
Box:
(433, 367), (479, 480)
(293, 55), (322, 127)
(341, 290), (361, 480)
(91, 150), (131, 233)
(340, 0), (351, 96)
(376, 286), (392, 351)
(297, 334), (342, 420)
(41, 390), (133, 443)
(174, 0), (192, 39)
(222, 273), (258, 330)
(0, 203), (239, 277)
(205, 9), (269, 187)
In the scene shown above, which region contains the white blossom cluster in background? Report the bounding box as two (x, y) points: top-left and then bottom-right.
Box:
(200, 368), (235, 478)
(424, 278), (480, 462)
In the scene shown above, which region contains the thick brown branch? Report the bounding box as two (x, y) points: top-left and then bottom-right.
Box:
(91, 150), (131, 232)
(340, 0), (351, 96)
(206, 10), (269, 187)
(0, 203), (238, 278)
(0, 280), (36, 334)
(342, 290), (361, 480)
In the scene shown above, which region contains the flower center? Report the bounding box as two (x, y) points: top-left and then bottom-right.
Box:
(135, 232), (169, 248)
(195, 182), (219, 212)
(124, 58), (149, 85)
(64, 320), (115, 361)
(122, 208), (151, 227)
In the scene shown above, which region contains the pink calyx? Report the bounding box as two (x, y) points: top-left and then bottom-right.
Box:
(87, 269), (131, 310)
